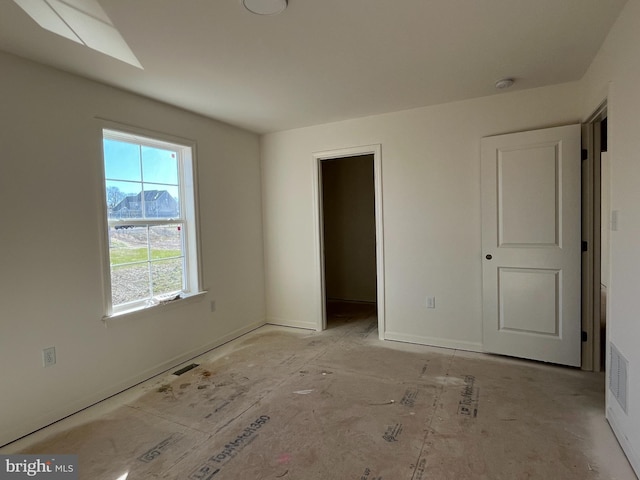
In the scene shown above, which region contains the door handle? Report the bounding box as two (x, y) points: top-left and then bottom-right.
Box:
(485, 254), (492, 260)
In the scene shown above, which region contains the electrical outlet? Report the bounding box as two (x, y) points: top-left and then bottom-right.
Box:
(43, 347), (56, 367)
(426, 297), (436, 309)
(210, 300), (216, 312)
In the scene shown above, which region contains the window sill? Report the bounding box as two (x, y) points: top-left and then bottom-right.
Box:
(102, 291), (208, 326)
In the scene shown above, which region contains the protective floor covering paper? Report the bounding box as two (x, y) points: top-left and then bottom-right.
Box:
(6, 303), (636, 479)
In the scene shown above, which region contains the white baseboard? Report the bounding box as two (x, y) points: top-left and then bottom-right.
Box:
(266, 317), (317, 330)
(607, 406), (640, 478)
(383, 331), (484, 353)
(0, 318), (266, 448)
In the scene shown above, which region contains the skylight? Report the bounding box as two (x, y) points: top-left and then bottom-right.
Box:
(13, 0), (142, 68)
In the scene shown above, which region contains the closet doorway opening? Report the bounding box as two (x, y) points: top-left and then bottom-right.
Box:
(312, 145), (385, 337)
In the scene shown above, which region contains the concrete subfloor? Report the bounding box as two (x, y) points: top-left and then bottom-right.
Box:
(2, 302), (637, 479)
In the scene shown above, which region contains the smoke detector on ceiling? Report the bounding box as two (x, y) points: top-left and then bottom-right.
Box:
(242, 0), (288, 15)
(495, 78), (515, 89)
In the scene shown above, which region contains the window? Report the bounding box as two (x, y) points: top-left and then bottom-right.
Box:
(102, 129), (201, 315)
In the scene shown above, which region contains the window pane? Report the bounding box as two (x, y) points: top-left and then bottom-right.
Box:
(149, 224), (183, 260)
(142, 146), (178, 185)
(140, 187), (180, 219)
(106, 180), (143, 218)
(104, 139), (141, 181)
(109, 226), (149, 266)
(111, 263), (151, 305)
(151, 258), (183, 296)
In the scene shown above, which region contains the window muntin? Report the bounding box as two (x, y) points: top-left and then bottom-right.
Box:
(102, 129), (199, 315)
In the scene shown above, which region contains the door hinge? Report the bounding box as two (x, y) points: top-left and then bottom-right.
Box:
(581, 149), (588, 161)
(582, 241), (588, 252)
(582, 331), (588, 342)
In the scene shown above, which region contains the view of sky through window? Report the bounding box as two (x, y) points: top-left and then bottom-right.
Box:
(104, 139), (180, 218)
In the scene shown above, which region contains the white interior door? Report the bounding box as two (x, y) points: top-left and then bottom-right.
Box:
(481, 124), (581, 366)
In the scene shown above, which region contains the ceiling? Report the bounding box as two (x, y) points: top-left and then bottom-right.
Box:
(0, 0), (628, 134)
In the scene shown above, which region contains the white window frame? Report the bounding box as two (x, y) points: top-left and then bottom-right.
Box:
(101, 126), (203, 317)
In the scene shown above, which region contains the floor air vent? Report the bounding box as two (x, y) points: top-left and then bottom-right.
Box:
(173, 363), (199, 376)
(609, 344), (628, 413)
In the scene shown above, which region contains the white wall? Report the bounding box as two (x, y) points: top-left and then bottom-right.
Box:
(0, 52), (265, 446)
(261, 83), (583, 346)
(322, 155), (377, 303)
(582, 0), (640, 473)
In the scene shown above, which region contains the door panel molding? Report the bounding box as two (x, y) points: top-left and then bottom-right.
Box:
(498, 267), (560, 336)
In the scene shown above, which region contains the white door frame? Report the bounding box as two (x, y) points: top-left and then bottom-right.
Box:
(581, 101), (607, 371)
(311, 144), (385, 337)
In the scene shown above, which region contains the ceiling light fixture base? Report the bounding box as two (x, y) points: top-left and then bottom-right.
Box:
(495, 78), (515, 89)
(242, 0), (288, 15)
